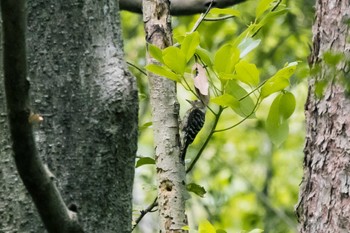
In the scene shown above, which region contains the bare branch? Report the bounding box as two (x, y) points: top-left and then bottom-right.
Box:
(132, 197), (158, 231)
(1, 1), (83, 232)
(121, 0), (246, 15)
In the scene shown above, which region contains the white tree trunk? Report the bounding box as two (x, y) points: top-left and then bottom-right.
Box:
(143, 0), (188, 232)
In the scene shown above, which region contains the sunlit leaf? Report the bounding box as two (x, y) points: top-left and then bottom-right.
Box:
(225, 80), (256, 118)
(235, 60), (260, 86)
(261, 62), (297, 98)
(218, 73), (236, 80)
(145, 64), (181, 82)
(181, 31), (200, 62)
(162, 46), (186, 75)
(248, 229), (264, 233)
(195, 47), (213, 66)
(139, 121), (152, 130)
(279, 91), (296, 120)
(186, 183), (206, 197)
(266, 93), (289, 146)
(135, 157), (155, 168)
(148, 43), (163, 63)
(198, 220), (216, 233)
(216, 230), (227, 233)
(256, 0), (275, 18)
(238, 38), (261, 58)
(210, 8), (241, 17)
(214, 44), (240, 74)
(211, 94), (239, 110)
(258, 9), (288, 28)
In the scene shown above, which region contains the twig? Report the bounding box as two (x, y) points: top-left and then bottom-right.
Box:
(173, 0), (214, 47)
(214, 97), (261, 133)
(127, 61), (147, 76)
(203, 15), (236, 21)
(132, 197), (158, 231)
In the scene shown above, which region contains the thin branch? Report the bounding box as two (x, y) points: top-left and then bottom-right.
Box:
(120, 0), (247, 16)
(132, 197), (158, 231)
(238, 80), (267, 102)
(203, 15), (236, 21)
(189, 0), (214, 33)
(214, 97), (261, 133)
(173, 0), (214, 47)
(127, 61), (147, 76)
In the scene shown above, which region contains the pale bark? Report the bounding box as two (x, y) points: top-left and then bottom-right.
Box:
(122, 0), (245, 15)
(1, 0), (138, 232)
(143, 0), (187, 232)
(296, 1), (350, 232)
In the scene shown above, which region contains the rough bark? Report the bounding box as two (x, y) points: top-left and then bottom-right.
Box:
(296, 1), (350, 232)
(1, 1), (83, 232)
(1, 0), (138, 232)
(121, 0), (246, 15)
(143, 0), (187, 232)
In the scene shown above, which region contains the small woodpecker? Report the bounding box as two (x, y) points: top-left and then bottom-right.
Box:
(180, 100), (206, 162)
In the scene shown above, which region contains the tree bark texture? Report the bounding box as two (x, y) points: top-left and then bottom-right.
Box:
(143, 0), (187, 232)
(1, 0), (138, 232)
(296, 1), (350, 232)
(121, 0), (246, 15)
(1, 1), (84, 232)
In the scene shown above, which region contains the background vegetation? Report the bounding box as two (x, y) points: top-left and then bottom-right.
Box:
(122, 0), (314, 232)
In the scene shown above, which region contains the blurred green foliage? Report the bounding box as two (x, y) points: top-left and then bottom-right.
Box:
(122, 0), (314, 232)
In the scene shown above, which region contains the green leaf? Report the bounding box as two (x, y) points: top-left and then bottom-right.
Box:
(181, 226), (190, 230)
(258, 9), (288, 28)
(261, 62), (297, 98)
(162, 46), (186, 75)
(261, 78), (290, 98)
(214, 44), (240, 74)
(248, 229), (264, 233)
(198, 220), (216, 233)
(195, 47), (213, 66)
(211, 93), (240, 110)
(323, 51), (344, 66)
(266, 94), (289, 146)
(256, 0), (275, 18)
(216, 230), (227, 233)
(148, 43), (163, 63)
(135, 157), (155, 168)
(225, 80), (256, 118)
(210, 8), (241, 17)
(145, 64), (181, 82)
(279, 91), (296, 120)
(181, 31), (200, 62)
(139, 121), (152, 130)
(218, 73), (236, 80)
(186, 183), (206, 197)
(238, 38), (261, 58)
(235, 60), (260, 86)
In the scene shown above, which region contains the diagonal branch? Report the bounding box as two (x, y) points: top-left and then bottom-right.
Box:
(120, 0), (246, 15)
(1, 1), (83, 232)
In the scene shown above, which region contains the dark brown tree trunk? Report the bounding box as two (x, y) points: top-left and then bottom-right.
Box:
(296, 1), (350, 232)
(0, 0), (138, 232)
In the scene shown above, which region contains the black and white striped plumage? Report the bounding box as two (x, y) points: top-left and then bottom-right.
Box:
(180, 100), (206, 162)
